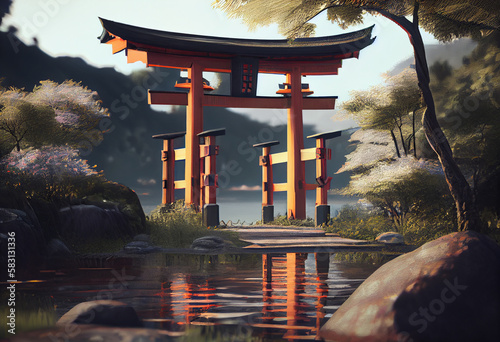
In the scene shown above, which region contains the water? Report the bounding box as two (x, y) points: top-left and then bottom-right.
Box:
(5, 253), (379, 341)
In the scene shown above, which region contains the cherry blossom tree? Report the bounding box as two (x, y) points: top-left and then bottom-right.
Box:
(0, 80), (109, 153)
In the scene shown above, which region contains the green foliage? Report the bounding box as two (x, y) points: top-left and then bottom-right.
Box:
(147, 201), (244, 248)
(4, 168), (106, 204)
(0, 294), (55, 339)
(258, 214), (315, 227)
(325, 205), (394, 240)
(342, 69), (423, 160)
(0, 80), (108, 153)
(0, 101), (59, 151)
(403, 211), (456, 246)
(333, 251), (398, 265)
(326, 201), (456, 246)
(215, 0), (500, 41)
(430, 60), (453, 83)
(180, 325), (262, 342)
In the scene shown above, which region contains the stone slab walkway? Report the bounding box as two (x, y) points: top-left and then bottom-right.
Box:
(225, 226), (371, 250)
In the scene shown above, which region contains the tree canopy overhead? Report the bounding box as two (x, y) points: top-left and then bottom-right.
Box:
(215, 0), (500, 40)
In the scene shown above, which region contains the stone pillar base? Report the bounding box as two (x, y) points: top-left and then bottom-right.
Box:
(315, 205), (330, 227)
(203, 204), (219, 227)
(262, 205), (274, 224)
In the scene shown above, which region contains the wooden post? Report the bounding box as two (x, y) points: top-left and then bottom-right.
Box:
(287, 68), (306, 220)
(316, 137), (328, 207)
(163, 139), (175, 205)
(203, 135), (217, 205)
(185, 62), (204, 209)
(307, 130), (341, 226)
(153, 132), (186, 207)
(254, 141), (280, 223)
(198, 128), (225, 227)
(263, 146), (273, 203)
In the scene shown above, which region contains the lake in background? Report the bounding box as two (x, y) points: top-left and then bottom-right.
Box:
(141, 191), (360, 223)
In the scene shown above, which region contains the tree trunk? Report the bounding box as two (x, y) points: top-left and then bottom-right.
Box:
(412, 109), (417, 158)
(390, 129), (401, 158)
(376, 6), (482, 232)
(16, 141), (20, 151)
(407, 18), (481, 232)
(397, 124), (408, 156)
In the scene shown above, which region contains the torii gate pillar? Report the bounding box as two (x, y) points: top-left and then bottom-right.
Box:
(287, 67), (306, 220)
(185, 63), (204, 208)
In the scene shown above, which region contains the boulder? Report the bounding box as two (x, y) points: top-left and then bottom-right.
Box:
(46, 238), (71, 258)
(83, 181), (146, 235)
(376, 231), (405, 245)
(123, 240), (160, 254)
(319, 231), (500, 342)
(0, 187), (40, 230)
(57, 300), (142, 328)
(191, 235), (227, 251)
(0, 208), (45, 275)
(58, 204), (134, 242)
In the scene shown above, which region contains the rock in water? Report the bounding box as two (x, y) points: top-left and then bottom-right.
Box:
(376, 231), (405, 245)
(319, 231), (500, 342)
(57, 300), (142, 328)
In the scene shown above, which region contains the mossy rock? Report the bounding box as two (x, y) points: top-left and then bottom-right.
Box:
(82, 181), (146, 235)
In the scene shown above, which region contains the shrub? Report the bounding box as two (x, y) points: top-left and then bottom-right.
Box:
(2, 146), (104, 203)
(325, 205), (394, 240)
(403, 209), (456, 246)
(147, 201), (244, 248)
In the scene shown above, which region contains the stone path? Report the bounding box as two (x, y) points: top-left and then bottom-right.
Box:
(225, 226), (381, 252)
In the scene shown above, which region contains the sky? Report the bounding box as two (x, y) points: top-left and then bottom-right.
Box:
(1, 0), (442, 131)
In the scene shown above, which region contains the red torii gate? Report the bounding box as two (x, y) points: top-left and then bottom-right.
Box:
(99, 18), (374, 226)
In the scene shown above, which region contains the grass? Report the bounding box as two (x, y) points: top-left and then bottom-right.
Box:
(324, 205), (457, 246)
(147, 201), (246, 248)
(324, 206), (394, 241)
(0, 294), (56, 338)
(180, 325), (262, 342)
(256, 214), (315, 227)
(333, 251), (401, 265)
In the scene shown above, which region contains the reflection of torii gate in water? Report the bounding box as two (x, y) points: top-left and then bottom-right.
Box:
(99, 18), (375, 226)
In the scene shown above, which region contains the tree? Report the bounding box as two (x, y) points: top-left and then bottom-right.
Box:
(215, 0), (500, 231)
(0, 101), (58, 152)
(429, 33), (500, 224)
(342, 68), (422, 158)
(0, 80), (109, 153)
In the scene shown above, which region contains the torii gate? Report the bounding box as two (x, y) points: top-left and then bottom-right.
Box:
(99, 18), (374, 226)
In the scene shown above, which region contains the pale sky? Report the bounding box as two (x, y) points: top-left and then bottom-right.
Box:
(1, 0), (442, 131)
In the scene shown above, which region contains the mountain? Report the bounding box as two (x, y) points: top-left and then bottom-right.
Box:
(390, 38), (477, 75)
(0, 31), (352, 206)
